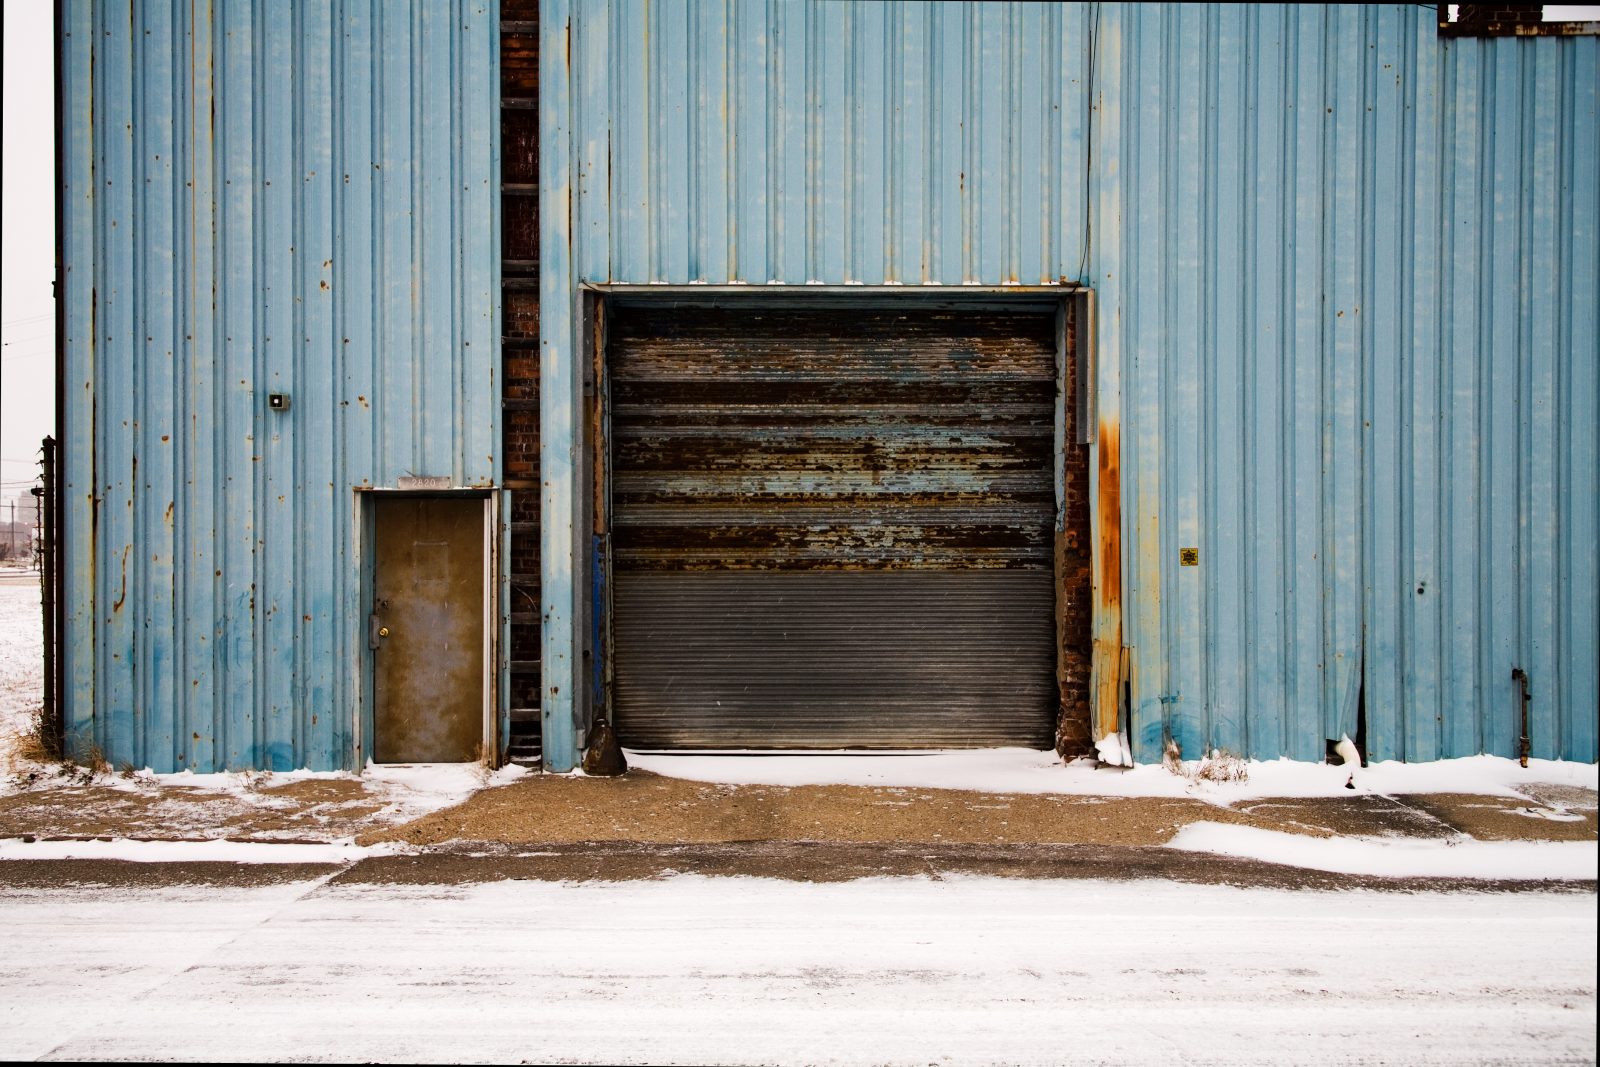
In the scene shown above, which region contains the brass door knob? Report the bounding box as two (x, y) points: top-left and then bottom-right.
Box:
(378, 626), (390, 638)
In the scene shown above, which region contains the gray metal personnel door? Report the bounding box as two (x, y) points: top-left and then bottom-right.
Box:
(608, 302), (1058, 749)
(371, 496), (486, 762)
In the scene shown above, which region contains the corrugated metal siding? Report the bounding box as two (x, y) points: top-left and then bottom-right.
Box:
(59, 0), (500, 771)
(546, 1), (1598, 764)
(607, 303), (1058, 748)
(614, 573), (1056, 748)
(1094, 5), (1599, 763)
(585, 0), (1097, 286)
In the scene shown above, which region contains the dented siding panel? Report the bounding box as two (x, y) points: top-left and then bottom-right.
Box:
(59, 0), (500, 771)
(550, 1), (1598, 766)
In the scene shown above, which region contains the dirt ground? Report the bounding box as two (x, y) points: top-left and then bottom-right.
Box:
(1, 763), (1593, 849)
(356, 769), (1598, 848)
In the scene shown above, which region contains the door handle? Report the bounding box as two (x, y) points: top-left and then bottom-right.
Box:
(368, 613), (385, 650)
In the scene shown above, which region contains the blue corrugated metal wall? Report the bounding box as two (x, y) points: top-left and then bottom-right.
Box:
(1097, 5), (1598, 763)
(543, 1), (1597, 765)
(59, 0), (500, 771)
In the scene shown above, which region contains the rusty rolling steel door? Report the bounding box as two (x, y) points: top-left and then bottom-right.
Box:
(609, 303), (1058, 748)
(371, 496), (486, 762)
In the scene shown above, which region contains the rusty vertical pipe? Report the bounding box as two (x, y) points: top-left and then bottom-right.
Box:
(1511, 667), (1530, 768)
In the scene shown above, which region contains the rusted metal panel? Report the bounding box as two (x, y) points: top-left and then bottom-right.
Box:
(1091, 418), (1122, 750)
(607, 302), (1063, 748)
(58, 0), (501, 771)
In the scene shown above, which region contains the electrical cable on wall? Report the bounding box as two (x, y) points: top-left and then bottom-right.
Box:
(1076, 2), (1100, 285)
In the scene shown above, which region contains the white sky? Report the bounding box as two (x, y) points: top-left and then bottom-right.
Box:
(1, 2), (55, 498)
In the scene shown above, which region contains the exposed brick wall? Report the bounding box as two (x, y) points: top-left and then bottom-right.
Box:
(1056, 298), (1095, 759)
(502, 0), (541, 747)
(1455, 5), (1544, 26)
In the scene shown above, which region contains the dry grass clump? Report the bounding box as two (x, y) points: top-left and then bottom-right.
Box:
(1162, 738), (1250, 785)
(1191, 749), (1249, 783)
(4, 712), (110, 788)
(8, 716), (52, 767)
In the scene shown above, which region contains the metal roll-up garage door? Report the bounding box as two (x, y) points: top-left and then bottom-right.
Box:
(609, 303), (1057, 749)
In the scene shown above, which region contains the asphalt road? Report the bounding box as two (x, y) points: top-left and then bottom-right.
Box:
(2, 846), (1593, 1065)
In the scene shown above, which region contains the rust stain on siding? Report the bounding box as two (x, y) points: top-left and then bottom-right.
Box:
(1092, 417), (1122, 741)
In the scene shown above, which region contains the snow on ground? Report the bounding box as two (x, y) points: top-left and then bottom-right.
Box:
(88, 760), (528, 814)
(0, 576), (43, 756)
(628, 747), (1600, 803)
(1, 873), (1592, 1064)
(1170, 821), (1599, 880)
(0, 836), (394, 864)
(0, 760), (531, 835)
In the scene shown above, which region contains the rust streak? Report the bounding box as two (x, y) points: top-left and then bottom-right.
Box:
(112, 544), (131, 613)
(1092, 417), (1122, 742)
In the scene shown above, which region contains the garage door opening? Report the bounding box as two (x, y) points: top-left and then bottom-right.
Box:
(596, 295), (1090, 751)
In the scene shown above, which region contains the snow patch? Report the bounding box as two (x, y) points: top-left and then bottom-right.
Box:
(0, 836), (397, 864)
(0, 580), (44, 764)
(627, 747), (1598, 803)
(1168, 821), (1598, 880)
(1094, 733), (1130, 767)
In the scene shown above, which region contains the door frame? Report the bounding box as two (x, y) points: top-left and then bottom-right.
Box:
(356, 488), (500, 767)
(576, 284), (1101, 755)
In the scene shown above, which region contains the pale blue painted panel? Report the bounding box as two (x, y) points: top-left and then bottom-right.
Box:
(59, 0), (97, 762)
(97, 0), (138, 763)
(1401, 18), (1452, 767)
(137, 0), (179, 769)
(1527, 48), (1563, 761)
(540, 0), (578, 770)
(1324, 5), (1364, 756)
(773, 0), (807, 283)
(61, 0), (500, 771)
(216, 0), (260, 770)
(930, 3), (964, 283)
(610, 0), (648, 282)
(1559, 46), (1599, 762)
(1204, 3), (1248, 757)
(1244, 3), (1290, 758)
(692, 1), (729, 283)
(1125, 1), (1167, 759)
(730, 0), (769, 282)
(1365, 3), (1409, 759)
(181, 4), (220, 772)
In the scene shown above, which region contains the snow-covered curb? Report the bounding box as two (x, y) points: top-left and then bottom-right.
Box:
(0, 837), (400, 864)
(627, 748), (1599, 803)
(1168, 821), (1598, 880)
(5, 758), (529, 811)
